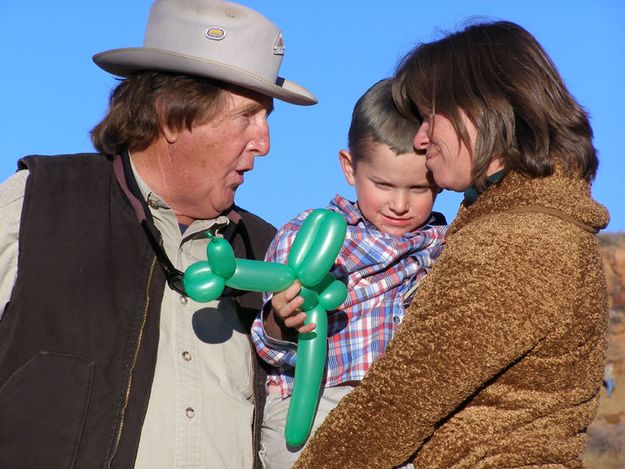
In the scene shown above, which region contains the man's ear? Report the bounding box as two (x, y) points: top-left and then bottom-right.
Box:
(338, 149), (356, 186)
(156, 97), (178, 144)
(162, 125), (178, 144)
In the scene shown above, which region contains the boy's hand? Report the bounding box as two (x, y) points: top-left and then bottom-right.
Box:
(265, 280), (316, 340)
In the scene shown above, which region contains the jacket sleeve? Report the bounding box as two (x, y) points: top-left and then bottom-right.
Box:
(293, 217), (568, 468)
(0, 170), (28, 320)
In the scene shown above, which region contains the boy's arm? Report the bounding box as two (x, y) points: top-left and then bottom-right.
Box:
(251, 309), (297, 367)
(250, 221), (302, 366)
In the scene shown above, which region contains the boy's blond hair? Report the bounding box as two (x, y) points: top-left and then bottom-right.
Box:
(347, 78), (419, 165)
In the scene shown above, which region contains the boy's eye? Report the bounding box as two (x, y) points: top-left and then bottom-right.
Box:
(411, 186), (432, 194)
(374, 182), (391, 190)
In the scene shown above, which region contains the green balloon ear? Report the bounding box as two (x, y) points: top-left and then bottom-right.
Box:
(297, 212), (346, 287)
(288, 209), (327, 272)
(183, 262), (225, 302)
(289, 210), (347, 287)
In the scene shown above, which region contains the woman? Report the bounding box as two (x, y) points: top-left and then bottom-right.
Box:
(293, 21), (609, 468)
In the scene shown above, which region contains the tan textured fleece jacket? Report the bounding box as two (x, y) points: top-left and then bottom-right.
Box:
(293, 168), (610, 469)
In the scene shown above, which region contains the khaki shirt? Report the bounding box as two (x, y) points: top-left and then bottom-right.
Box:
(0, 162), (256, 468)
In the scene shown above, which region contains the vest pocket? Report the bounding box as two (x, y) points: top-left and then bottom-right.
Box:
(0, 351), (94, 469)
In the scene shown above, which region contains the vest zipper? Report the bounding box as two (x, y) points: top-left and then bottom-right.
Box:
(246, 331), (259, 469)
(107, 255), (158, 467)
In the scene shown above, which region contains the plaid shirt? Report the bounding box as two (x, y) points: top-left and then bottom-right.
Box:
(251, 194), (447, 398)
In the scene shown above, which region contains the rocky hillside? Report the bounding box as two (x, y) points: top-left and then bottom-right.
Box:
(584, 233), (625, 468)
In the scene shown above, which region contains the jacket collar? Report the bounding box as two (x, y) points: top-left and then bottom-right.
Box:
(449, 167), (609, 237)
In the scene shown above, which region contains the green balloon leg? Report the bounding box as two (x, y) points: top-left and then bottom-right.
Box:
(284, 304), (328, 447)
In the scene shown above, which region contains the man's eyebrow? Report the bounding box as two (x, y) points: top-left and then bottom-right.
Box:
(243, 100), (274, 116)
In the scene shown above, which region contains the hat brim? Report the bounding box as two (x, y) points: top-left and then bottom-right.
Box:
(93, 48), (317, 106)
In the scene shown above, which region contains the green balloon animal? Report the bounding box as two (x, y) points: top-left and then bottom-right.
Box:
(183, 209), (348, 447)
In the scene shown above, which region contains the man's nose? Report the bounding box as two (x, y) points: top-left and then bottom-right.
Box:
(248, 118), (270, 157)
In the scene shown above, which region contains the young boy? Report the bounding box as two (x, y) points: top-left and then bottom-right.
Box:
(252, 79), (447, 468)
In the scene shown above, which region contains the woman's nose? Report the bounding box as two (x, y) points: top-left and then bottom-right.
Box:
(413, 122), (430, 150)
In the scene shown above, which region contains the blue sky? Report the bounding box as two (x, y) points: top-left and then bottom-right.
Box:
(1, 1), (623, 231)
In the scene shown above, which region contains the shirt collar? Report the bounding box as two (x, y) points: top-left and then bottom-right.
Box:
(329, 193), (364, 226)
(329, 193), (443, 238)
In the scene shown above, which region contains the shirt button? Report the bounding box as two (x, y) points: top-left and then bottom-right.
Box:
(180, 295), (188, 305)
(393, 316), (401, 325)
(182, 351), (192, 361)
(148, 198), (159, 210)
(185, 407), (195, 419)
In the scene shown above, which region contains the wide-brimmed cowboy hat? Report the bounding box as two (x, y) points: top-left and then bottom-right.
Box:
(93, 0), (317, 105)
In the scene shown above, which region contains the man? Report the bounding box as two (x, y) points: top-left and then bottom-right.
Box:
(0, 1), (316, 468)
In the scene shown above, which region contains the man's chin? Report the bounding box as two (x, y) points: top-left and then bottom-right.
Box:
(216, 198), (236, 216)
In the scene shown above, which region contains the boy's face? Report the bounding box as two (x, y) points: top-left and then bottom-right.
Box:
(339, 141), (437, 237)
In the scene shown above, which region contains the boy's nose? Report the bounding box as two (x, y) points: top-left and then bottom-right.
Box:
(390, 192), (409, 214)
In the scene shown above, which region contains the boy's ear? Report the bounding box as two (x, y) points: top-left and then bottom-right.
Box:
(338, 149), (356, 186)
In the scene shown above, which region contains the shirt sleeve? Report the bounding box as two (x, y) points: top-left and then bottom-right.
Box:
(250, 221), (300, 367)
(0, 170), (28, 320)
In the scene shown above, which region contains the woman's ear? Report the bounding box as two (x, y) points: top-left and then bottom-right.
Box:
(338, 149), (356, 186)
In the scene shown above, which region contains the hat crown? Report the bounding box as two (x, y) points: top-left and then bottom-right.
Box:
(144, 0), (283, 82)
(92, 0), (317, 105)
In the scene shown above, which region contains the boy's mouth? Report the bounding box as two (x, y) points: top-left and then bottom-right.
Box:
(381, 214), (412, 226)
